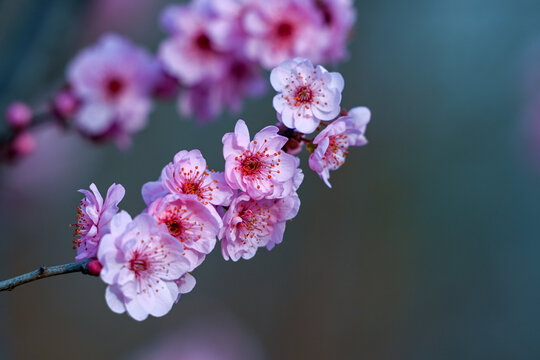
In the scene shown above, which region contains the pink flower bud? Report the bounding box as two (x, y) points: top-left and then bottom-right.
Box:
(87, 259), (103, 276)
(53, 90), (79, 119)
(5, 102), (32, 129)
(11, 132), (36, 157)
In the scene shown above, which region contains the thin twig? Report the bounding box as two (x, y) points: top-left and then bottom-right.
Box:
(0, 258), (93, 292)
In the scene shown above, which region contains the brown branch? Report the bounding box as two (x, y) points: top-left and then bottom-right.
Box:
(0, 258), (94, 292)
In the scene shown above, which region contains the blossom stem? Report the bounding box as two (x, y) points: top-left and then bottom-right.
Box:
(0, 258), (93, 292)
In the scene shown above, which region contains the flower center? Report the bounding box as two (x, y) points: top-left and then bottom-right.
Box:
(276, 22), (293, 38)
(129, 257), (148, 273)
(241, 156), (262, 176)
(181, 180), (201, 195)
(105, 77), (125, 98)
(166, 220), (183, 238)
(195, 33), (212, 51)
(294, 86), (313, 104)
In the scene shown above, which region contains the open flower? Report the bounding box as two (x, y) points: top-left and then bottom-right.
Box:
(147, 194), (222, 271)
(219, 192), (300, 261)
(271, 57), (344, 134)
(98, 211), (191, 321)
(309, 106), (370, 187)
(67, 33), (159, 147)
(142, 149), (234, 209)
(242, 0), (324, 69)
(222, 119), (303, 200)
(73, 183), (125, 261)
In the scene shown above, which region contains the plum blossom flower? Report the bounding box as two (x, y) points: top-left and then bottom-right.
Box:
(98, 211), (191, 321)
(73, 183), (125, 261)
(311, 0), (356, 63)
(219, 192), (300, 261)
(271, 57), (344, 134)
(67, 33), (159, 147)
(142, 149), (234, 210)
(309, 106), (370, 187)
(242, 0), (325, 69)
(222, 119), (303, 200)
(158, 3), (232, 86)
(147, 194), (222, 271)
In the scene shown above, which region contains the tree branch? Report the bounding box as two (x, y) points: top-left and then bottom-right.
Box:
(0, 258), (93, 292)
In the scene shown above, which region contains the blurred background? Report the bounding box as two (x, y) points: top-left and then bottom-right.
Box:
(1, 0), (540, 359)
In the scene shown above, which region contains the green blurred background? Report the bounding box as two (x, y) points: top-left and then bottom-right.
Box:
(1, 0), (540, 359)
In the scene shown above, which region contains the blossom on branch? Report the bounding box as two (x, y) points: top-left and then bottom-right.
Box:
(98, 211), (191, 321)
(271, 57), (344, 134)
(309, 106), (370, 187)
(73, 183), (125, 261)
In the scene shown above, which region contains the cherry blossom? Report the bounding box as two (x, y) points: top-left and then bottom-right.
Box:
(309, 106), (370, 187)
(219, 192), (300, 261)
(67, 33), (159, 147)
(147, 194), (222, 271)
(271, 57), (344, 134)
(142, 149), (234, 210)
(73, 183), (125, 261)
(222, 119), (303, 200)
(98, 211), (191, 321)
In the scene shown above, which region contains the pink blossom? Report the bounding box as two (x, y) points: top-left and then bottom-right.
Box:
(147, 194), (222, 271)
(312, 0), (356, 63)
(158, 3), (232, 86)
(242, 0), (325, 69)
(9, 132), (36, 159)
(67, 33), (159, 147)
(5, 102), (32, 129)
(142, 149), (234, 210)
(98, 211), (191, 321)
(271, 57), (344, 134)
(178, 58), (266, 122)
(222, 119), (303, 200)
(309, 106), (370, 187)
(219, 192), (300, 261)
(73, 183), (125, 260)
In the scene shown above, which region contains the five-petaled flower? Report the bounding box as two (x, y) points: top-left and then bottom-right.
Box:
(271, 58), (344, 134)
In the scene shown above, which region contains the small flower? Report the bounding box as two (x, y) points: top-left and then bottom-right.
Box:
(242, 0), (325, 69)
(147, 194), (222, 271)
(271, 57), (344, 134)
(158, 4), (231, 86)
(67, 33), (159, 147)
(73, 183), (125, 261)
(222, 119), (303, 200)
(309, 106), (370, 187)
(219, 192), (300, 261)
(142, 149), (234, 208)
(98, 211), (191, 321)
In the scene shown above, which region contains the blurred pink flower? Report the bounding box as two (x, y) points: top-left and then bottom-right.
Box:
(67, 33), (159, 147)
(271, 57), (344, 134)
(242, 0), (325, 69)
(312, 0), (356, 63)
(222, 119), (303, 200)
(98, 211), (191, 321)
(148, 194), (222, 271)
(74, 183), (125, 261)
(158, 3), (232, 86)
(219, 192), (300, 261)
(5, 102), (32, 130)
(309, 106), (370, 187)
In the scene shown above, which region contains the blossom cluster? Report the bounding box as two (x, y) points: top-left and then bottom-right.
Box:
(2, 0), (356, 161)
(71, 58), (369, 321)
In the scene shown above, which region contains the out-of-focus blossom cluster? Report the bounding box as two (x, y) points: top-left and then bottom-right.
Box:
(2, 0), (356, 161)
(71, 58), (369, 321)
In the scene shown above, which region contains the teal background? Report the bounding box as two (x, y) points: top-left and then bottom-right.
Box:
(1, 0), (540, 359)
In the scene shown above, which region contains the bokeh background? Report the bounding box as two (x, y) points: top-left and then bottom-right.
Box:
(1, 0), (540, 359)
